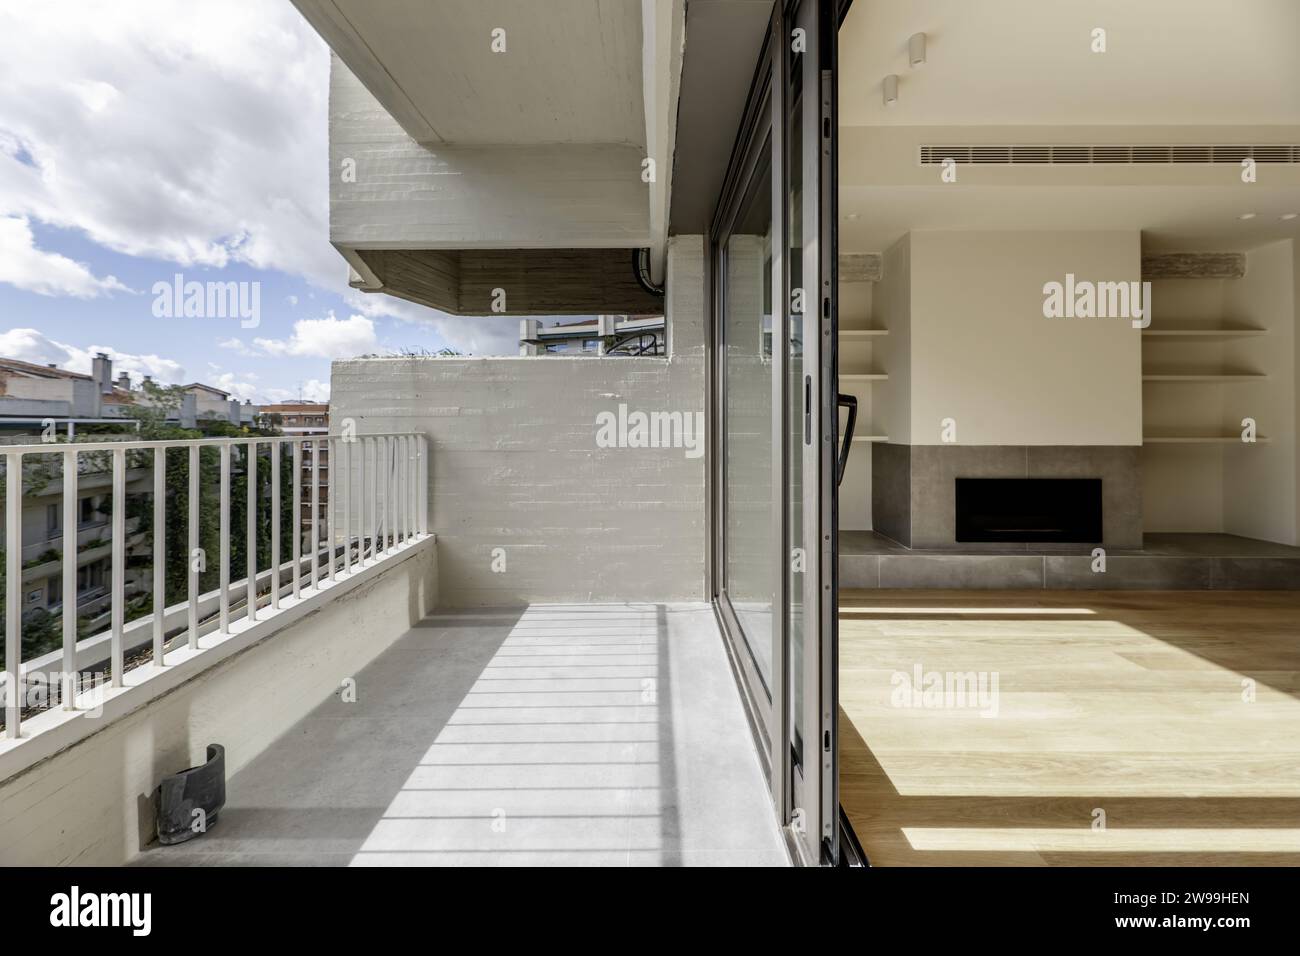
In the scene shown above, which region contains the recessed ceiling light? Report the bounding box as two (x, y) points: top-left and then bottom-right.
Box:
(1282, 213), (1298, 221)
(845, 213), (860, 221)
(1238, 213), (1257, 220)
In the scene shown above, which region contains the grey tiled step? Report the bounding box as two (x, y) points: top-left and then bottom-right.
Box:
(839, 553), (1300, 590)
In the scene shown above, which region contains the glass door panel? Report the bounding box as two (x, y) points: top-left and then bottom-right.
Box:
(722, 145), (776, 696)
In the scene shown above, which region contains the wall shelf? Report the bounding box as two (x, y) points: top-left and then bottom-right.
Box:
(1143, 435), (1271, 445)
(841, 373), (888, 382)
(1142, 328), (1266, 338)
(839, 329), (889, 338)
(1142, 373), (1266, 382)
(850, 435), (889, 443)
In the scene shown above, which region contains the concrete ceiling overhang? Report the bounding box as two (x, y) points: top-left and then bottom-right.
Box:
(294, 0), (648, 147)
(294, 0), (686, 299)
(668, 0), (773, 236)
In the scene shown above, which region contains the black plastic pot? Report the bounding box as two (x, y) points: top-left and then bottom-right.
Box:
(155, 744), (226, 846)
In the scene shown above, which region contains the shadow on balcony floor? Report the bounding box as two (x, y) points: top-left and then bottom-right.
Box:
(135, 603), (786, 866)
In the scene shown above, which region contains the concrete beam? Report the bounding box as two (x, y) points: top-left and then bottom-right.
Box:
(1141, 252), (1247, 280)
(840, 253), (883, 282)
(355, 248), (664, 316)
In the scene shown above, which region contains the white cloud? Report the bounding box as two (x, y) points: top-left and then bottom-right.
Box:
(205, 370), (260, 402)
(0, 327), (185, 383)
(0, 0), (338, 287)
(263, 378), (330, 404)
(345, 289), (522, 356)
(0, 215), (133, 298)
(250, 313), (378, 359)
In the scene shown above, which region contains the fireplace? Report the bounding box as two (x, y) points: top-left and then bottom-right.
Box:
(955, 478), (1102, 543)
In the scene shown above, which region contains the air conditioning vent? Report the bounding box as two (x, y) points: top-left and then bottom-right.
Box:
(918, 144), (1300, 165)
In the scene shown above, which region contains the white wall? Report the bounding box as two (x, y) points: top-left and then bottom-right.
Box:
(332, 236), (707, 606)
(906, 231), (1143, 445)
(0, 544), (437, 865)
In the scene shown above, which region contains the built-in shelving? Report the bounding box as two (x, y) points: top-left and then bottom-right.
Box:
(1142, 373), (1266, 382)
(1143, 435), (1272, 445)
(1142, 328), (1266, 338)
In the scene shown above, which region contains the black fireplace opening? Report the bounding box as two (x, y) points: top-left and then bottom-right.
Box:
(955, 478), (1102, 543)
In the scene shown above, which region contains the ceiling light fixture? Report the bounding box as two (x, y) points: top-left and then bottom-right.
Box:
(883, 74), (899, 107)
(1282, 213), (1298, 221)
(908, 33), (927, 68)
(1238, 213), (1257, 220)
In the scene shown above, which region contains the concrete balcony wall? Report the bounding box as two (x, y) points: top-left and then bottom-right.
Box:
(332, 235), (706, 606)
(0, 541), (437, 865)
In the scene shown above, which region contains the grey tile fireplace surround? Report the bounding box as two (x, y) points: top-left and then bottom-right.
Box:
(858, 443), (1300, 589)
(873, 444), (1143, 550)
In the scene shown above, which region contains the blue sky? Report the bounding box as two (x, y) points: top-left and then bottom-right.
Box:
(0, 0), (524, 403)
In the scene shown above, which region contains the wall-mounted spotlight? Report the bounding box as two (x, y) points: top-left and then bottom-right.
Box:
(883, 74), (899, 107)
(908, 32), (927, 68)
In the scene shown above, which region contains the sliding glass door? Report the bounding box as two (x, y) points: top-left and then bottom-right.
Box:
(712, 0), (838, 865)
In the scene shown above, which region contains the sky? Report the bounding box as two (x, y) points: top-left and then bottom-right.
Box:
(0, 0), (526, 404)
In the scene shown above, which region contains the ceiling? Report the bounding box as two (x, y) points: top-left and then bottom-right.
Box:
(838, 0), (1300, 252)
(841, 185), (1300, 254)
(839, 0), (1300, 128)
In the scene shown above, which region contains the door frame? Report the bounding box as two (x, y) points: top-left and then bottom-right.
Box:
(707, 0), (840, 865)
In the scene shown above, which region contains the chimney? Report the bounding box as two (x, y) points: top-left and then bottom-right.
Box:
(92, 353), (113, 394)
(117, 371), (131, 391)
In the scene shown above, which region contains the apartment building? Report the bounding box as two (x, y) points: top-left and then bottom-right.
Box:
(0, 354), (197, 437)
(261, 402), (330, 544)
(519, 315), (666, 355)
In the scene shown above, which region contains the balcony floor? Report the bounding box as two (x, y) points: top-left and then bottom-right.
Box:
(136, 603), (787, 866)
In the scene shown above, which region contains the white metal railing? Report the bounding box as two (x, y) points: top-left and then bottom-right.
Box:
(1, 431), (427, 739)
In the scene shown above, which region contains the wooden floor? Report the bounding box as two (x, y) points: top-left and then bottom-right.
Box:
(839, 590), (1300, 866)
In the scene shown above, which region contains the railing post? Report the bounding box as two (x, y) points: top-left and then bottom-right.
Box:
(6, 451), (22, 737)
(342, 439), (351, 575)
(407, 435), (416, 539)
(367, 437), (378, 561)
(151, 447), (164, 667)
(271, 439), (281, 610)
(383, 436), (392, 554)
(110, 447), (125, 687)
(327, 438), (336, 582)
(63, 449), (79, 706)
(187, 445), (199, 649)
(310, 439), (320, 589)
(247, 440), (257, 621)
(219, 444), (231, 634)
(420, 435), (429, 534)
(394, 436), (404, 546)
(292, 440), (302, 599)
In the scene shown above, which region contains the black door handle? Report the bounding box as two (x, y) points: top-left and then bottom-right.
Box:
(836, 393), (857, 487)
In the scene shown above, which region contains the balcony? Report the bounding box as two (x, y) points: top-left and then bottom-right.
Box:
(0, 429), (783, 866)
